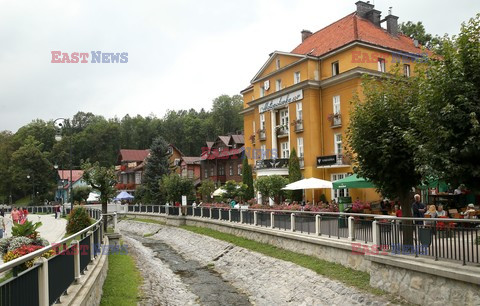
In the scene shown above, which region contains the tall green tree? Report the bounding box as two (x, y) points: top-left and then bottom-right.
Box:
(411, 14), (480, 192)
(347, 69), (422, 244)
(398, 21), (440, 49)
(0, 131), (15, 201)
(242, 157), (254, 200)
(288, 148), (302, 201)
(160, 173), (194, 203)
(9, 136), (55, 203)
(142, 136), (171, 204)
(82, 161), (117, 230)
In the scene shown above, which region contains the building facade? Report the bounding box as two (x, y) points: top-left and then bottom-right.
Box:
(241, 1), (428, 202)
(200, 134), (244, 186)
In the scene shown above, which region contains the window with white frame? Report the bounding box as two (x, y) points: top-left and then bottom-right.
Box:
(204, 167), (208, 178)
(332, 61), (339, 76)
(238, 164), (242, 175)
(261, 144), (267, 159)
(294, 71), (301, 84)
(334, 133), (342, 155)
(276, 79), (282, 91)
(260, 86), (265, 97)
(404, 64), (410, 77)
(209, 166), (214, 177)
(333, 95), (340, 115)
(188, 169), (194, 179)
(331, 173), (350, 199)
(280, 109), (289, 126)
(229, 163), (233, 176)
(297, 137), (304, 167)
(218, 164), (225, 176)
(281, 142), (290, 158)
(296, 102), (302, 121)
(378, 58), (386, 72)
(260, 113), (266, 130)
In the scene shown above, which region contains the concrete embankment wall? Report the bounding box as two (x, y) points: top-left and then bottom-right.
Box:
(122, 213), (480, 306)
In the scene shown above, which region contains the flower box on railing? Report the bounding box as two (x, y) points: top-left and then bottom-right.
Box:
(327, 113), (341, 127)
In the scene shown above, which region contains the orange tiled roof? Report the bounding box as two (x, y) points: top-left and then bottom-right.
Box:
(119, 149), (150, 162)
(291, 13), (428, 57)
(57, 170), (84, 183)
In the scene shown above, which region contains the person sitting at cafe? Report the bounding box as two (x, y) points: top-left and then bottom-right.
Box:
(462, 204), (477, 219)
(394, 204), (402, 217)
(425, 205), (437, 218)
(436, 205), (447, 217)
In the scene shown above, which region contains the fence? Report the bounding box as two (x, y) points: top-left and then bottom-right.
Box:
(127, 205), (480, 266)
(0, 206), (104, 306)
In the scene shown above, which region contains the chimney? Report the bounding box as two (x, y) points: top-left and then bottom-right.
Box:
(366, 9), (382, 26)
(385, 14), (399, 36)
(355, 1), (374, 18)
(301, 29), (312, 42)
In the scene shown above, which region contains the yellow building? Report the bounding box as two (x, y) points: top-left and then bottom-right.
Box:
(241, 1), (428, 202)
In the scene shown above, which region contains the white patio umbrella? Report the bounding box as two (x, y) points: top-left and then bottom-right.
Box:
(212, 187), (226, 197)
(282, 178), (333, 203)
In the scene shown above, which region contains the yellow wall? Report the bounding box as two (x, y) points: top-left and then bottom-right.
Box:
(242, 43), (423, 203)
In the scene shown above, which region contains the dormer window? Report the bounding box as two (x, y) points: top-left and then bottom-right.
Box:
(332, 61), (339, 76)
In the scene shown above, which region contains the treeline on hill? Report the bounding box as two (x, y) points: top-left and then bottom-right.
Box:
(0, 94), (243, 203)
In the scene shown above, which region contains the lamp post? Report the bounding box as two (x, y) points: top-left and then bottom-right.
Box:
(54, 118), (74, 212)
(27, 174), (34, 205)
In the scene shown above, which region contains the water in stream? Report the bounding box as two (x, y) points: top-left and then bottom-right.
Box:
(124, 232), (251, 306)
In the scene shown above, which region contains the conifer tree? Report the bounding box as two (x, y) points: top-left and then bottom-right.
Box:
(142, 136), (171, 204)
(288, 148), (302, 201)
(242, 157), (254, 200)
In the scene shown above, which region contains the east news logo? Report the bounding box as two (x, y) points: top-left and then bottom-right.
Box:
(51, 51), (128, 63)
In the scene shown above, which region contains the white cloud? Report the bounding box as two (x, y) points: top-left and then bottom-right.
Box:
(0, 0), (478, 131)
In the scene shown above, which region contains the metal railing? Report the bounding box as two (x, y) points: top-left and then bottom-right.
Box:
(0, 206), (104, 305)
(126, 205), (480, 266)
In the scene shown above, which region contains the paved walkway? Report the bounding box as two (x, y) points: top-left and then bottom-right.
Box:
(4, 213), (67, 243)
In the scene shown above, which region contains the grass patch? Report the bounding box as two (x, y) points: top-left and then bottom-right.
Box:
(143, 232), (155, 238)
(100, 248), (142, 306)
(180, 225), (385, 296)
(121, 217), (165, 226)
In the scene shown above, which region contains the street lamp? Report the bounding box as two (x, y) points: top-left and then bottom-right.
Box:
(27, 174), (34, 204)
(54, 118), (74, 212)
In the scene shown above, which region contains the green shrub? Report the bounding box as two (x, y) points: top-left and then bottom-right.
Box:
(66, 206), (93, 234)
(12, 220), (42, 239)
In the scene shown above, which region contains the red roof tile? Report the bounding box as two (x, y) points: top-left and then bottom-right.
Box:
(57, 170), (84, 183)
(291, 13), (428, 57)
(119, 149), (150, 162)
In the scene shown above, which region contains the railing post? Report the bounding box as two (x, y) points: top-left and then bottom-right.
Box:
(179, 206), (182, 216)
(37, 257), (49, 306)
(97, 225), (102, 252)
(372, 220), (380, 248)
(254, 211), (258, 225)
(348, 216), (355, 241)
(291, 213), (296, 232)
(113, 213), (118, 233)
(218, 209), (222, 220)
(209, 208), (213, 219)
(72, 240), (81, 282)
(315, 215), (321, 236)
(270, 212), (274, 229)
(88, 231), (94, 261)
(200, 207), (204, 218)
(240, 210), (243, 223)
(228, 209), (232, 222)
(166, 205), (169, 215)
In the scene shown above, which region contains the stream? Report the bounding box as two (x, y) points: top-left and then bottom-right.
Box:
(124, 232), (251, 305)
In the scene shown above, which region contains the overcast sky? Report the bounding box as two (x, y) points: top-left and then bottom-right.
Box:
(1, 0), (478, 132)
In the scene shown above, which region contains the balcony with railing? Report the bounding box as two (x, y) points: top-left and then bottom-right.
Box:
(257, 128), (266, 141)
(275, 125), (289, 138)
(328, 113), (342, 128)
(292, 119), (303, 132)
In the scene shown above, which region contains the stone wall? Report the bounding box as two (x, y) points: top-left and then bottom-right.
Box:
(122, 213), (480, 305)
